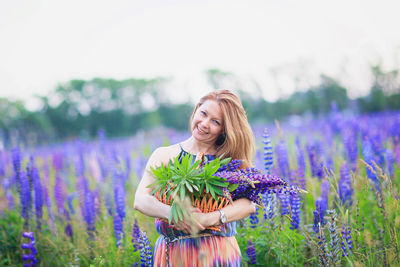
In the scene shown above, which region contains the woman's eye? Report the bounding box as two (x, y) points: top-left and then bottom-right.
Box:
(201, 111), (206, 116)
(214, 120), (220, 125)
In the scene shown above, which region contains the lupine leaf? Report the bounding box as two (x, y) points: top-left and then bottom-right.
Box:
(185, 181), (193, 193)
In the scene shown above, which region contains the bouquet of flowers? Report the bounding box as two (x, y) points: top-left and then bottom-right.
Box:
(149, 153), (303, 230)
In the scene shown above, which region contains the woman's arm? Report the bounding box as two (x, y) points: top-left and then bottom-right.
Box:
(134, 147), (204, 233)
(193, 198), (256, 227)
(134, 147), (171, 219)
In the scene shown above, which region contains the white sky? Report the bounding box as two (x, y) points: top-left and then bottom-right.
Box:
(1, 0), (400, 109)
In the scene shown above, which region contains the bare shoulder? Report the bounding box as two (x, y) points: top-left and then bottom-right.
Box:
(146, 143), (181, 168)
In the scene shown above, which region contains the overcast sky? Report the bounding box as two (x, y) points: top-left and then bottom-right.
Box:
(1, 0), (400, 109)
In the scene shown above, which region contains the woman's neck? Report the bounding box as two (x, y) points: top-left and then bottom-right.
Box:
(182, 137), (217, 155)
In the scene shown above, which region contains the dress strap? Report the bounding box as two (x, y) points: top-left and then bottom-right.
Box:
(177, 143), (186, 163)
(179, 143), (184, 152)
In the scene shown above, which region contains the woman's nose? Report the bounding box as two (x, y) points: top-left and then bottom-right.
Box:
(200, 120), (210, 128)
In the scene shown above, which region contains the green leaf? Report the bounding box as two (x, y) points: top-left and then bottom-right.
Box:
(185, 181), (193, 193)
(192, 184), (199, 192)
(228, 183), (239, 192)
(176, 205), (183, 221)
(207, 179), (228, 187)
(180, 186), (186, 201)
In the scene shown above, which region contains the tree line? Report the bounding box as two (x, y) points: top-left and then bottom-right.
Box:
(1, 65), (399, 147)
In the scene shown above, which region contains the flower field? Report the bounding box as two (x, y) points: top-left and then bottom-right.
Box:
(1, 110), (399, 266)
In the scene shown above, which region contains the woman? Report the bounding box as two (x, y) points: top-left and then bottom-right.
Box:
(134, 89), (256, 266)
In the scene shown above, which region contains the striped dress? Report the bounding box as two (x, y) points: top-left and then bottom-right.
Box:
(153, 148), (242, 267)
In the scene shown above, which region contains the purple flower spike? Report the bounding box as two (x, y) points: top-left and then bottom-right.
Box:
(20, 171), (31, 222)
(22, 231), (38, 266)
(113, 213), (123, 247)
(12, 147), (21, 192)
(248, 207), (259, 228)
(263, 128), (274, 174)
(131, 219), (141, 252)
(23, 231), (35, 239)
(31, 166), (43, 223)
(341, 224), (353, 257)
(339, 163), (353, 206)
(362, 138), (380, 190)
(385, 149), (394, 177)
(139, 231), (152, 267)
(289, 192), (301, 230)
(246, 239), (256, 265)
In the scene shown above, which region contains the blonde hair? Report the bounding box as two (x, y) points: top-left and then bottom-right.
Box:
(189, 89), (255, 167)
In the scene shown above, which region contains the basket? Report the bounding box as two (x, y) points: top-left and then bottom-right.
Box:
(155, 184), (230, 231)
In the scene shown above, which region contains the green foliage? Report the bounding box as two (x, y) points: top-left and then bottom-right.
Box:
(148, 153), (230, 223)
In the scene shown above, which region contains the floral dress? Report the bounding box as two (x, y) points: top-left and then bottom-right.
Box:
(152, 148), (242, 267)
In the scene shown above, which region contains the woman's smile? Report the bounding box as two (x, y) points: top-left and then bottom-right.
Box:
(191, 100), (223, 142)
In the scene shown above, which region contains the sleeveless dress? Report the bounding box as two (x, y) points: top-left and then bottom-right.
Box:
(152, 146), (242, 267)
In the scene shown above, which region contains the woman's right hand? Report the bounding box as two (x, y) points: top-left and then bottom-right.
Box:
(170, 207), (205, 234)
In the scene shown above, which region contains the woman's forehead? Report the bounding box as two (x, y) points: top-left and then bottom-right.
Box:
(200, 100), (223, 120)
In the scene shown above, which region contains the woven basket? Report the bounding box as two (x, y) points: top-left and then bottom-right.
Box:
(155, 185), (230, 231)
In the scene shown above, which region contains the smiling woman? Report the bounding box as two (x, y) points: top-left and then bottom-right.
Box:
(134, 89), (256, 266)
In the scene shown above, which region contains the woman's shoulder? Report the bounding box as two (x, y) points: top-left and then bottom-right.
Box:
(148, 143), (182, 166)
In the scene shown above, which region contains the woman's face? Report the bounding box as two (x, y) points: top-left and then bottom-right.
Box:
(191, 100), (224, 144)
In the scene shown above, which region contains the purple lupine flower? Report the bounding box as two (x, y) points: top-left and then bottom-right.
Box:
(362, 138), (380, 190)
(139, 231), (152, 267)
(313, 196), (328, 233)
(43, 186), (56, 235)
(64, 209), (74, 239)
(263, 128), (273, 174)
(77, 174), (96, 233)
(385, 149), (394, 177)
(306, 141), (319, 178)
(65, 222), (73, 238)
(248, 207), (259, 228)
(113, 213), (124, 247)
(31, 166), (43, 227)
(113, 170), (126, 220)
(341, 224), (353, 257)
(370, 132), (385, 167)
(12, 147), (22, 194)
(214, 167), (295, 205)
(131, 219), (141, 252)
(316, 226), (329, 266)
(343, 127), (358, 171)
(338, 163), (353, 206)
(290, 192), (301, 230)
(246, 239), (256, 265)
(20, 171), (31, 223)
(275, 139), (290, 179)
(278, 191), (290, 216)
(84, 189), (96, 232)
(54, 173), (65, 214)
(22, 231), (38, 266)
